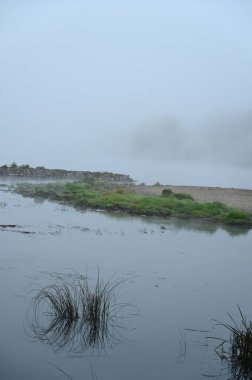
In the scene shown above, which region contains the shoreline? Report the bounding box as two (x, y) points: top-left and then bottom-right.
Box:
(1, 164), (252, 217)
(134, 184), (252, 215)
(12, 182), (252, 227)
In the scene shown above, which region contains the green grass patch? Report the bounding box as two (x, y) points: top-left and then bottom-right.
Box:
(173, 193), (194, 201)
(223, 209), (251, 225)
(14, 182), (252, 227)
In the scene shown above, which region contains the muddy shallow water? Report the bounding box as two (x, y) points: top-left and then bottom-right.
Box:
(1, 180), (252, 380)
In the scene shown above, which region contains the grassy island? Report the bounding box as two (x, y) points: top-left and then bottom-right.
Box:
(14, 181), (252, 227)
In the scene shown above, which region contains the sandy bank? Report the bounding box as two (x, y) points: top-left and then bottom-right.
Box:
(134, 185), (252, 215)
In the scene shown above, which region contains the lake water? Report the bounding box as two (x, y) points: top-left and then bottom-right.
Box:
(1, 179), (252, 380)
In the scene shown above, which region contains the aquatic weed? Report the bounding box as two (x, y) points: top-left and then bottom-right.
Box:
(215, 306), (252, 379)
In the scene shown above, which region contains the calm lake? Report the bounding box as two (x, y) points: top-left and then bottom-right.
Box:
(1, 179), (252, 380)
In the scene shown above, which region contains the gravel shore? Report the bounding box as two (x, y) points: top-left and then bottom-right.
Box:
(134, 185), (252, 215)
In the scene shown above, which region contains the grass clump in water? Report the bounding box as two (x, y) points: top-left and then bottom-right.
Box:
(215, 306), (252, 379)
(29, 272), (127, 352)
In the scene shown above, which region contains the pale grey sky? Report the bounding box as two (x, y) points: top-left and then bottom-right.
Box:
(1, 0), (252, 187)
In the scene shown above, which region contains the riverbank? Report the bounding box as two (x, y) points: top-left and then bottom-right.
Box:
(12, 181), (252, 227)
(2, 164), (252, 225)
(134, 185), (252, 215)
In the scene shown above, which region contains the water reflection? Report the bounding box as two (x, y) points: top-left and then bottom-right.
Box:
(111, 214), (250, 236)
(164, 217), (250, 237)
(33, 197), (46, 205)
(27, 273), (135, 354)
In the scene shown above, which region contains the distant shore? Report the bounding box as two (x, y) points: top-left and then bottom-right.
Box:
(1, 164), (252, 216)
(0, 164), (133, 184)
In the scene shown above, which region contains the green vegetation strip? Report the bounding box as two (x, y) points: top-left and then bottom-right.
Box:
(14, 182), (252, 226)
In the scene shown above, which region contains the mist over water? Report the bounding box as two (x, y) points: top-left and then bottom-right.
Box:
(131, 112), (252, 167)
(124, 111), (252, 187)
(1, 1), (252, 188)
(102, 158), (252, 189)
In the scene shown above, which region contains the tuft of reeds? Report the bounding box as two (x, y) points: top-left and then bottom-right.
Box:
(28, 272), (133, 353)
(215, 306), (252, 379)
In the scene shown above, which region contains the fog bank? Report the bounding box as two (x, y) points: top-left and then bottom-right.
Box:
(1, 1), (252, 188)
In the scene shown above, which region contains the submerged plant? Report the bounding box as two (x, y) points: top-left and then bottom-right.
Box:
(28, 272), (134, 353)
(215, 306), (252, 379)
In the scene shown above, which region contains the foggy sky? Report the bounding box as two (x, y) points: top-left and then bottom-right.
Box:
(1, 0), (252, 188)
(131, 111), (252, 167)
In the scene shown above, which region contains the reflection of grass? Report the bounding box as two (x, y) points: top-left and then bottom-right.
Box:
(15, 182), (252, 226)
(215, 306), (252, 379)
(28, 272), (131, 352)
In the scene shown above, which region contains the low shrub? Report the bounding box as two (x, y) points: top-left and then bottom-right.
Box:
(162, 189), (173, 197)
(173, 192), (194, 201)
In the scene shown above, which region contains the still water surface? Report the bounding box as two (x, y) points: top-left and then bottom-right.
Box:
(1, 180), (252, 380)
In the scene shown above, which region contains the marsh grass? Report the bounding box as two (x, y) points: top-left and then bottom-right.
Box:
(14, 181), (252, 226)
(214, 306), (252, 379)
(28, 272), (130, 352)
